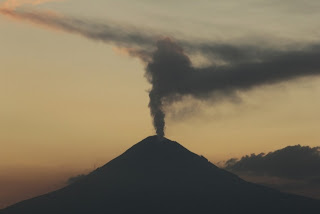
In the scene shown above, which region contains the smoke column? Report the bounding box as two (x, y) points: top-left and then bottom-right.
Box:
(145, 39), (320, 136)
(2, 9), (320, 137)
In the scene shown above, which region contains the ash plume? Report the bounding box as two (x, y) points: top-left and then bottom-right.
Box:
(2, 8), (320, 137)
(0, 8), (156, 59)
(145, 39), (320, 136)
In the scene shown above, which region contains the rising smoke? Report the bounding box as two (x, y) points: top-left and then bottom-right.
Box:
(145, 39), (320, 136)
(2, 8), (320, 137)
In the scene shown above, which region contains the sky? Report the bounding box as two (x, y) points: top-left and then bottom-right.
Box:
(1, 0), (320, 208)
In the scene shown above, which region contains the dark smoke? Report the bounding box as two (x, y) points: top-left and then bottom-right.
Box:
(3, 9), (320, 136)
(145, 39), (194, 136)
(145, 39), (320, 136)
(0, 8), (156, 59)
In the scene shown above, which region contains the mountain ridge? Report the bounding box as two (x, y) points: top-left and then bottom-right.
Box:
(1, 136), (320, 214)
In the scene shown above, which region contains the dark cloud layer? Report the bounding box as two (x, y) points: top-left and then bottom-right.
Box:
(224, 145), (320, 199)
(225, 145), (320, 179)
(2, 8), (320, 136)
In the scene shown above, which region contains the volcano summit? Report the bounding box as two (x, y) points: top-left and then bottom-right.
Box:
(1, 136), (320, 214)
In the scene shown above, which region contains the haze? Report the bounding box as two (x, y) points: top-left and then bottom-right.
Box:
(1, 0), (320, 208)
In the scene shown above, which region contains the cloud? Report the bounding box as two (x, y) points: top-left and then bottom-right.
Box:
(225, 145), (320, 179)
(2, 7), (320, 136)
(224, 145), (320, 199)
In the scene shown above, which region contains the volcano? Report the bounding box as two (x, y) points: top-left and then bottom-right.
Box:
(1, 136), (319, 214)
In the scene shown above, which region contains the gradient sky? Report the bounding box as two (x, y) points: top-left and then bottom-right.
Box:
(1, 0), (320, 208)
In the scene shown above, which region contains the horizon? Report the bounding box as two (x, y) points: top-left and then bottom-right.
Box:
(1, 135), (320, 208)
(1, 0), (320, 210)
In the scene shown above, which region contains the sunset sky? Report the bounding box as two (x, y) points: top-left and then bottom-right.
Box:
(1, 0), (320, 208)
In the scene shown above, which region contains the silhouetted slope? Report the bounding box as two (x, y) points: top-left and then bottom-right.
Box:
(1, 136), (320, 214)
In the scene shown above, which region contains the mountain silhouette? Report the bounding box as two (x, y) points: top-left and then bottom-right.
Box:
(1, 136), (320, 214)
